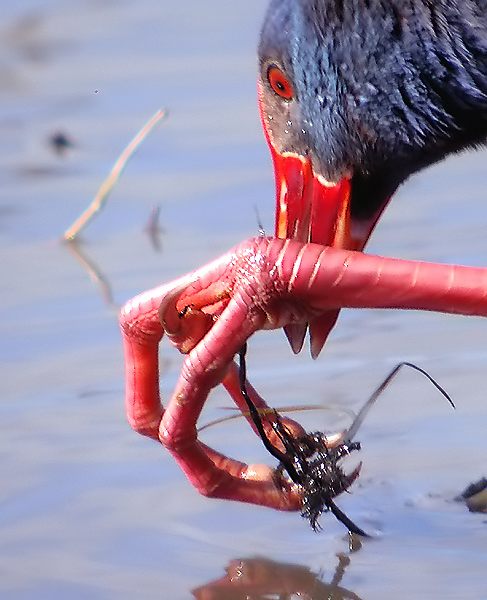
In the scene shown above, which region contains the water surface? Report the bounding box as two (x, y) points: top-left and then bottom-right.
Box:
(1, 2), (486, 598)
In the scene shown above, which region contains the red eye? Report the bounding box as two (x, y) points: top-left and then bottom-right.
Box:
(267, 65), (294, 100)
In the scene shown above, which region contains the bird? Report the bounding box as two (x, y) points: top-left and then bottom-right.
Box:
(120, 0), (487, 526)
(258, 0), (487, 356)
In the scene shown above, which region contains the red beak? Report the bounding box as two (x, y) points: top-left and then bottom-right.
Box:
(259, 85), (388, 356)
(271, 149), (355, 249)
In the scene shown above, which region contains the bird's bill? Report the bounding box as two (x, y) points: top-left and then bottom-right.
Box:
(264, 145), (392, 356)
(258, 85), (389, 355)
(269, 147), (380, 252)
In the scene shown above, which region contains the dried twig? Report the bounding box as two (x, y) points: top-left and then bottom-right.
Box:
(198, 403), (354, 433)
(63, 108), (167, 241)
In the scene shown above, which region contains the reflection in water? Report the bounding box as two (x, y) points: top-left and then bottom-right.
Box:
(3, 11), (72, 65)
(145, 204), (164, 253)
(64, 219), (166, 307)
(65, 239), (117, 308)
(64, 238), (173, 374)
(192, 554), (362, 600)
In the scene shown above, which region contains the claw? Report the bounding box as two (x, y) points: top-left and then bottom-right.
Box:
(158, 281), (191, 337)
(157, 280), (217, 354)
(344, 461), (362, 489)
(284, 323), (308, 354)
(175, 306), (215, 354)
(309, 310), (340, 359)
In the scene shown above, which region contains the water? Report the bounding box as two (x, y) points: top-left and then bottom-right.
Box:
(0, 2), (486, 598)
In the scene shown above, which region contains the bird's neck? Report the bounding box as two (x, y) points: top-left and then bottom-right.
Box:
(414, 1), (487, 124)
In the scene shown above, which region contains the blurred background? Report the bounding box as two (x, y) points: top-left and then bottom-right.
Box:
(1, 1), (486, 598)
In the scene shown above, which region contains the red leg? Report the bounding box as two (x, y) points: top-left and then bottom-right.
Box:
(223, 363), (307, 444)
(121, 275), (303, 510)
(121, 236), (487, 510)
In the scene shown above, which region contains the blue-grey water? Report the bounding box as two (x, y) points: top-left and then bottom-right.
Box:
(1, 2), (486, 598)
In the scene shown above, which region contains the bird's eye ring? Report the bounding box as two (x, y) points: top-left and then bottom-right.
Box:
(267, 65), (294, 101)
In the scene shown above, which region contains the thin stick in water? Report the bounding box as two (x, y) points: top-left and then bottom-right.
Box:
(63, 109), (167, 241)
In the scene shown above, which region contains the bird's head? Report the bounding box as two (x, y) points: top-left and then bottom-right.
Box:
(258, 0), (487, 250)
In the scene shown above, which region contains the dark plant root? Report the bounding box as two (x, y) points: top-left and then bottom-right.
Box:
(327, 500), (369, 537)
(238, 344), (367, 535)
(237, 346), (455, 536)
(273, 422), (365, 534)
